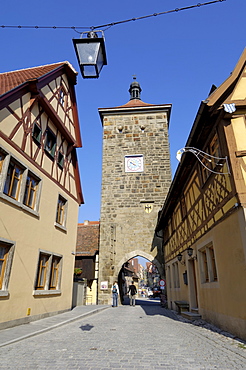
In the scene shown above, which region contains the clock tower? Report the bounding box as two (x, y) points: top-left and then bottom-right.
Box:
(98, 78), (172, 304)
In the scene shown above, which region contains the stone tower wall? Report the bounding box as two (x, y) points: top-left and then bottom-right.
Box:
(98, 108), (171, 304)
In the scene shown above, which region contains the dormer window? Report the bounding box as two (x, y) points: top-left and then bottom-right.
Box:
(45, 128), (56, 159)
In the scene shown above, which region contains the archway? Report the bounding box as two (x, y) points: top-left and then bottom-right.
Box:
(115, 250), (162, 278)
(116, 251), (162, 304)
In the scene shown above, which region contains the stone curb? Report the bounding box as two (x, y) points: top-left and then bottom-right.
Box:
(0, 306), (110, 348)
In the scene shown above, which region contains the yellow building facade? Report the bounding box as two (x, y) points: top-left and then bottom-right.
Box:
(0, 62), (83, 328)
(154, 49), (246, 340)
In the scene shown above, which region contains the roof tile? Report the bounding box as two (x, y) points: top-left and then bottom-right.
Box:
(0, 62), (75, 95)
(76, 222), (100, 256)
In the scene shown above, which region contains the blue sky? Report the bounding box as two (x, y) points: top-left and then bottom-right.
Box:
(1, 0), (245, 223)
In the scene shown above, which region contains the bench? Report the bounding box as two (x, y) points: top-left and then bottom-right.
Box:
(174, 300), (189, 314)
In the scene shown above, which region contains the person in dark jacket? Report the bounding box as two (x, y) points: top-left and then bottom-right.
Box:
(128, 281), (137, 306)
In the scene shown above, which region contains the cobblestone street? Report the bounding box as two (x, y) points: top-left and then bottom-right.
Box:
(0, 299), (245, 369)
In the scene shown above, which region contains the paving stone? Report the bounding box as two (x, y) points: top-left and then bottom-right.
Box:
(0, 299), (245, 369)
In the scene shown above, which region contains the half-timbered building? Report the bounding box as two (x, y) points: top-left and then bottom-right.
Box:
(0, 62), (83, 328)
(154, 49), (246, 340)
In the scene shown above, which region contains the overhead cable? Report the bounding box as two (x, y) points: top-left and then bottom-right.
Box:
(0, 0), (226, 32)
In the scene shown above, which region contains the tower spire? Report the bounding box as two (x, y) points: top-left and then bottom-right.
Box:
(129, 76), (142, 100)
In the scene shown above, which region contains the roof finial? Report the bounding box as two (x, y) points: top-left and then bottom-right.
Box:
(129, 75), (142, 100)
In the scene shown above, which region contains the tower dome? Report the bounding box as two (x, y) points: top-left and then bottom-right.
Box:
(129, 76), (142, 100)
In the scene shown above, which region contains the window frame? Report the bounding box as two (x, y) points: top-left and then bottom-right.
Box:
(0, 146), (42, 216)
(0, 238), (15, 297)
(57, 151), (64, 169)
(0, 149), (6, 174)
(207, 245), (218, 282)
(172, 261), (180, 288)
(55, 194), (68, 231)
(34, 250), (62, 296)
(23, 171), (40, 210)
(49, 255), (61, 290)
(58, 87), (67, 108)
(199, 242), (218, 284)
(32, 121), (42, 145)
(44, 128), (56, 159)
(3, 159), (24, 201)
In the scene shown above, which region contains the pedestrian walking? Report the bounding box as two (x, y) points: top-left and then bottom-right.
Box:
(128, 281), (137, 306)
(111, 281), (119, 307)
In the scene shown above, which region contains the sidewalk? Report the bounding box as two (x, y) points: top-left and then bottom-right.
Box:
(0, 305), (110, 348)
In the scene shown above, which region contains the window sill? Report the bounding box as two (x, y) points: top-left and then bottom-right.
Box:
(0, 193), (39, 218)
(201, 281), (219, 288)
(33, 290), (61, 297)
(54, 222), (67, 233)
(0, 290), (9, 297)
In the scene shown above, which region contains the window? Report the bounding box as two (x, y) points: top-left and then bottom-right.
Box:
(3, 160), (23, 200)
(172, 262), (180, 288)
(0, 244), (9, 290)
(45, 128), (56, 159)
(167, 266), (171, 289)
(201, 249), (209, 282)
(208, 245), (217, 281)
(0, 239), (15, 295)
(59, 88), (67, 107)
(35, 251), (62, 293)
(23, 172), (39, 209)
(32, 122), (42, 144)
(199, 242), (218, 283)
(57, 151), (64, 169)
(0, 147), (42, 215)
(56, 195), (67, 227)
(49, 255), (61, 289)
(36, 253), (49, 290)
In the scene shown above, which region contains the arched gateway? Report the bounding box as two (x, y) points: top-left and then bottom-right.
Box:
(97, 79), (172, 305)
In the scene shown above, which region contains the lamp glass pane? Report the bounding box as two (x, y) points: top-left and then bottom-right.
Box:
(76, 42), (100, 64)
(96, 47), (104, 73)
(83, 65), (97, 77)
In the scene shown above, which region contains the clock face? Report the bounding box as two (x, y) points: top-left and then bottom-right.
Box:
(125, 155), (144, 172)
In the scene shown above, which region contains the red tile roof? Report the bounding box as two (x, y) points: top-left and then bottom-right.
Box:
(76, 222), (100, 256)
(117, 99), (154, 108)
(0, 61), (76, 95)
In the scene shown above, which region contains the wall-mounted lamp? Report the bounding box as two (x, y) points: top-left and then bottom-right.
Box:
(177, 253), (185, 265)
(73, 30), (107, 79)
(176, 146), (230, 175)
(140, 125), (145, 132)
(177, 247), (197, 264)
(187, 246), (197, 260)
(118, 125), (123, 132)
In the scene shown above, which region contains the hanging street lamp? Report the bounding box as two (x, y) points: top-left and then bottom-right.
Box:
(73, 30), (107, 79)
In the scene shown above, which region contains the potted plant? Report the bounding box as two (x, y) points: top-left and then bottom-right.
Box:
(74, 268), (82, 281)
